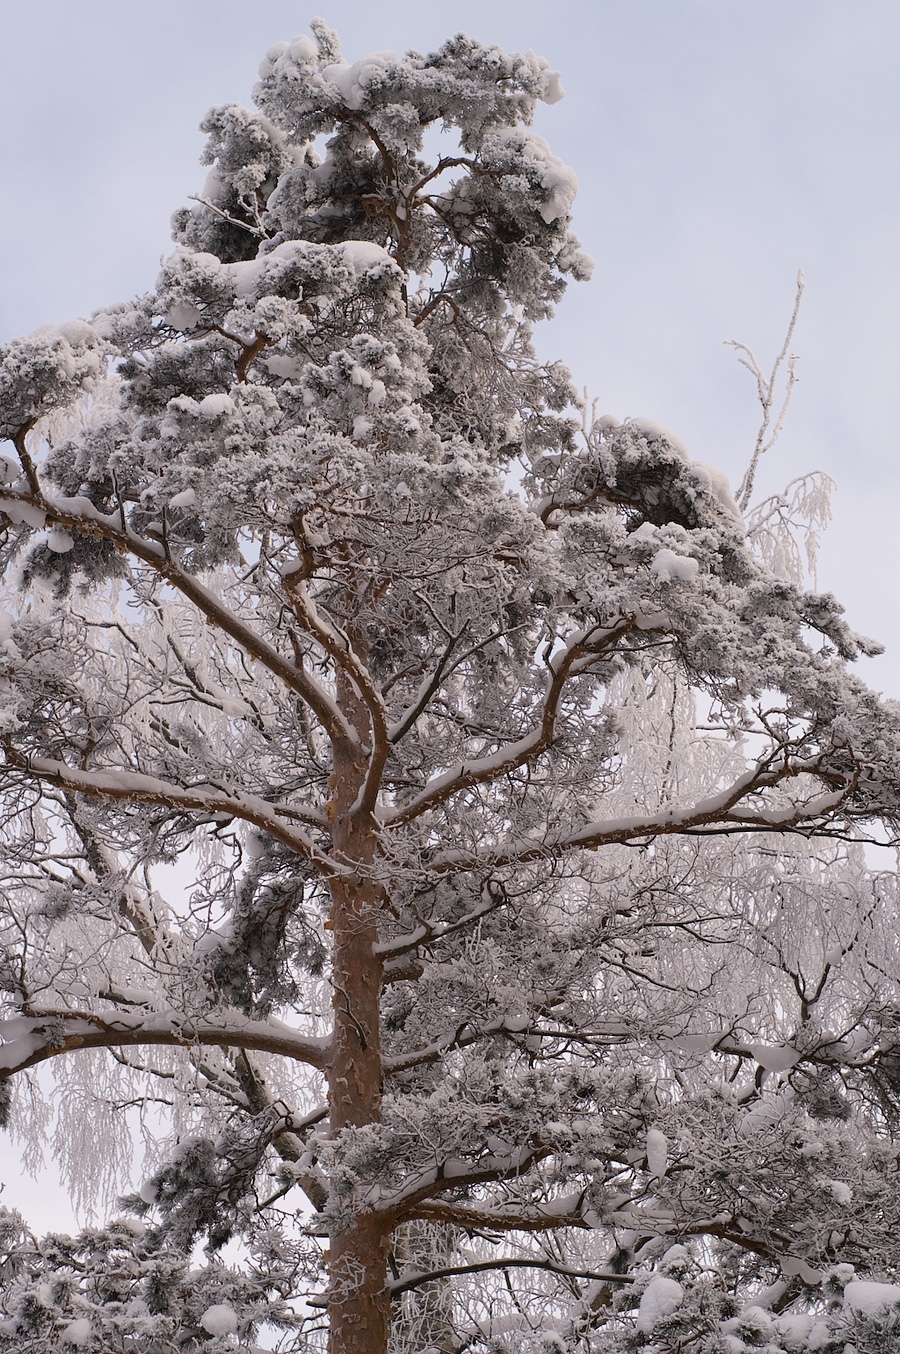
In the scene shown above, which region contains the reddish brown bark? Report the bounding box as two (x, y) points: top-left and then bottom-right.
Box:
(326, 714), (391, 1354)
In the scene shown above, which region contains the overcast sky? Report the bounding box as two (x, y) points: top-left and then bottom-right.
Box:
(1, 0), (899, 1229)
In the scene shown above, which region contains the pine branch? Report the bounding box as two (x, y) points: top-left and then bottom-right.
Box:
(386, 619), (635, 826)
(0, 1008), (331, 1078)
(429, 758), (851, 873)
(0, 486), (356, 749)
(1, 749), (339, 872)
(388, 1257), (635, 1297)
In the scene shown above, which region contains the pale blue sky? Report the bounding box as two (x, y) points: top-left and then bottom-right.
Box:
(1, 0), (900, 1227)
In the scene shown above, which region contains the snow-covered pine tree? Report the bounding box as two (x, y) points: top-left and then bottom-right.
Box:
(2, 21), (900, 1353)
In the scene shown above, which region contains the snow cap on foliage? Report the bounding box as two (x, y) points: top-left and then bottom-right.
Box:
(200, 1303), (239, 1335)
(59, 1320), (92, 1347)
(483, 127), (580, 223)
(843, 1280), (900, 1314)
(637, 1275), (684, 1332)
(646, 1125), (669, 1176)
(254, 28), (564, 132)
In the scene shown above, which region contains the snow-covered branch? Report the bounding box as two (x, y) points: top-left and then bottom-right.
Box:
(0, 1009), (330, 1077)
(409, 1196), (591, 1234)
(386, 620), (635, 826)
(378, 1144), (555, 1218)
(1, 750), (336, 871)
(388, 1257), (635, 1297)
(429, 759), (851, 872)
(0, 488), (356, 749)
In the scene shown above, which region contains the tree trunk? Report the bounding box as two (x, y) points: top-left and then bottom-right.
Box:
(393, 1222), (458, 1352)
(328, 1208), (391, 1354)
(327, 731), (390, 1354)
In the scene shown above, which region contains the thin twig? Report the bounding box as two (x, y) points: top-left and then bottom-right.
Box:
(187, 195), (267, 240)
(729, 269), (805, 511)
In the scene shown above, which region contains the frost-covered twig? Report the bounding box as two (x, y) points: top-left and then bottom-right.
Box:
(187, 194), (268, 239)
(730, 269), (805, 510)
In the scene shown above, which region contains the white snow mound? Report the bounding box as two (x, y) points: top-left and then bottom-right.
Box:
(651, 549), (698, 584)
(200, 1303), (239, 1335)
(628, 417), (690, 460)
(646, 1127), (669, 1177)
(843, 1280), (900, 1314)
(637, 1275), (684, 1333)
(60, 1320), (92, 1346)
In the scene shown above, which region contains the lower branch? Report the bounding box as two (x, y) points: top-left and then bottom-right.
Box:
(2, 748), (335, 871)
(430, 762), (849, 873)
(389, 1257), (635, 1297)
(0, 1009), (330, 1077)
(408, 1197), (589, 1234)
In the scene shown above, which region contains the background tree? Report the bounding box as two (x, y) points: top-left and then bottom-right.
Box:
(1, 20), (900, 1354)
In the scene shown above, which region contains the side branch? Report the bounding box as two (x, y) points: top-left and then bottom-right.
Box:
(386, 624), (469, 745)
(377, 1145), (553, 1218)
(0, 1009), (331, 1078)
(429, 760), (849, 873)
(0, 488), (354, 748)
(408, 1197), (591, 1234)
(282, 566), (387, 740)
(281, 565), (390, 817)
(386, 620), (634, 826)
(2, 750), (338, 872)
(389, 1258), (635, 1298)
(374, 881), (501, 958)
(383, 1011), (528, 1076)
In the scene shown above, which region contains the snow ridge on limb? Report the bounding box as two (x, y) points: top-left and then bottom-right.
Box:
(0, 1008), (330, 1076)
(2, 18), (900, 1354)
(0, 751), (333, 865)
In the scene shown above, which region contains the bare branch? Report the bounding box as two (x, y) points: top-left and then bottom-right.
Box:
(731, 269), (805, 511)
(389, 1257), (635, 1297)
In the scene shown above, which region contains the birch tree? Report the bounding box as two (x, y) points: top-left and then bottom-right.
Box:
(2, 21), (900, 1354)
